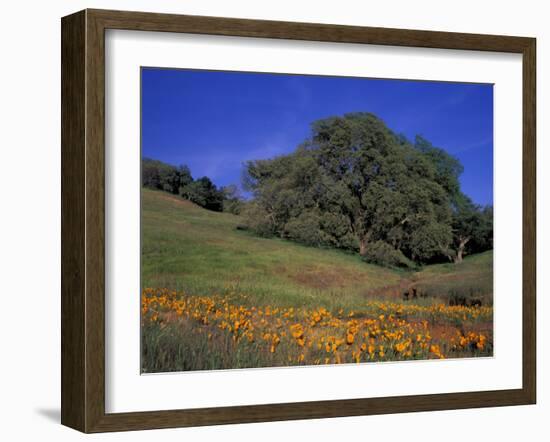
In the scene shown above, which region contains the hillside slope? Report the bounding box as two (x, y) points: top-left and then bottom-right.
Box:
(142, 189), (403, 309)
(141, 188), (492, 309)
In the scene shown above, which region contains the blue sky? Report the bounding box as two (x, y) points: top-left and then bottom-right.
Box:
(141, 68), (493, 205)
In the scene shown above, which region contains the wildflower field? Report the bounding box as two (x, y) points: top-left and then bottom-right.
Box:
(141, 288), (492, 372)
(141, 189), (493, 373)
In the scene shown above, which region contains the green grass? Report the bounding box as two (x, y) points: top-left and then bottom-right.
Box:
(141, 189), (493, 372)
(141, 188), (493, 309)
(413, 251), (493, 305)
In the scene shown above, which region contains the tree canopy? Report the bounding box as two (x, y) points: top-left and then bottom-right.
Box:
(180, 176), (224, 212)
(242, 112), (492, 267)
(142, 158), (193, 195)
(445, 193), (493, 263)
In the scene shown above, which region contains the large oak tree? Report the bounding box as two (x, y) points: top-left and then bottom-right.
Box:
(243, 113), (457, 265)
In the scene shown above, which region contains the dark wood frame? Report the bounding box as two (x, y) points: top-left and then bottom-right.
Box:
(61, 8), (536, 433)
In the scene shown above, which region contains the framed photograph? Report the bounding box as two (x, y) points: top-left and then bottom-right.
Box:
(61, 9), (536, 433)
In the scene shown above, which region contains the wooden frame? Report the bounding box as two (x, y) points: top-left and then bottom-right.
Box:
(61, 8), (536, 433)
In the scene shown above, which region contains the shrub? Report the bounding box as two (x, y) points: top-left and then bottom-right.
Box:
(361, 240), (415, 269)
(223, 198), (245, 215)
(284, 211), (325, 246)
(241, 203), (277, 237)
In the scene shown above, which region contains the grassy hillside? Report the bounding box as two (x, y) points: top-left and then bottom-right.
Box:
(141, 188), (492, 309)
(413, 251), (493, 305)
(141, 189), (493, 372)
(142, 189), (403, 311)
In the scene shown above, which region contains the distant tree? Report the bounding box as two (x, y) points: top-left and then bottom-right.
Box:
(445, 193), (493, 263)
(181, 176), (224, 211)
(142, 158), (225, 212)
(142, 158), (162, 189)
(177, 165), (193, 191)
(474, 205), (494, 251)
(142, 158), (193, 194)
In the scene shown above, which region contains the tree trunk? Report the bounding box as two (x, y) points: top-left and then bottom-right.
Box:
(359, 238), (368, 256)
(454, 237), (470, 263)
(455, 246), (464, 263)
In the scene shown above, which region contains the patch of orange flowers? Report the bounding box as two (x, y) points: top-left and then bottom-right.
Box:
(142, 288), (493, 366)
